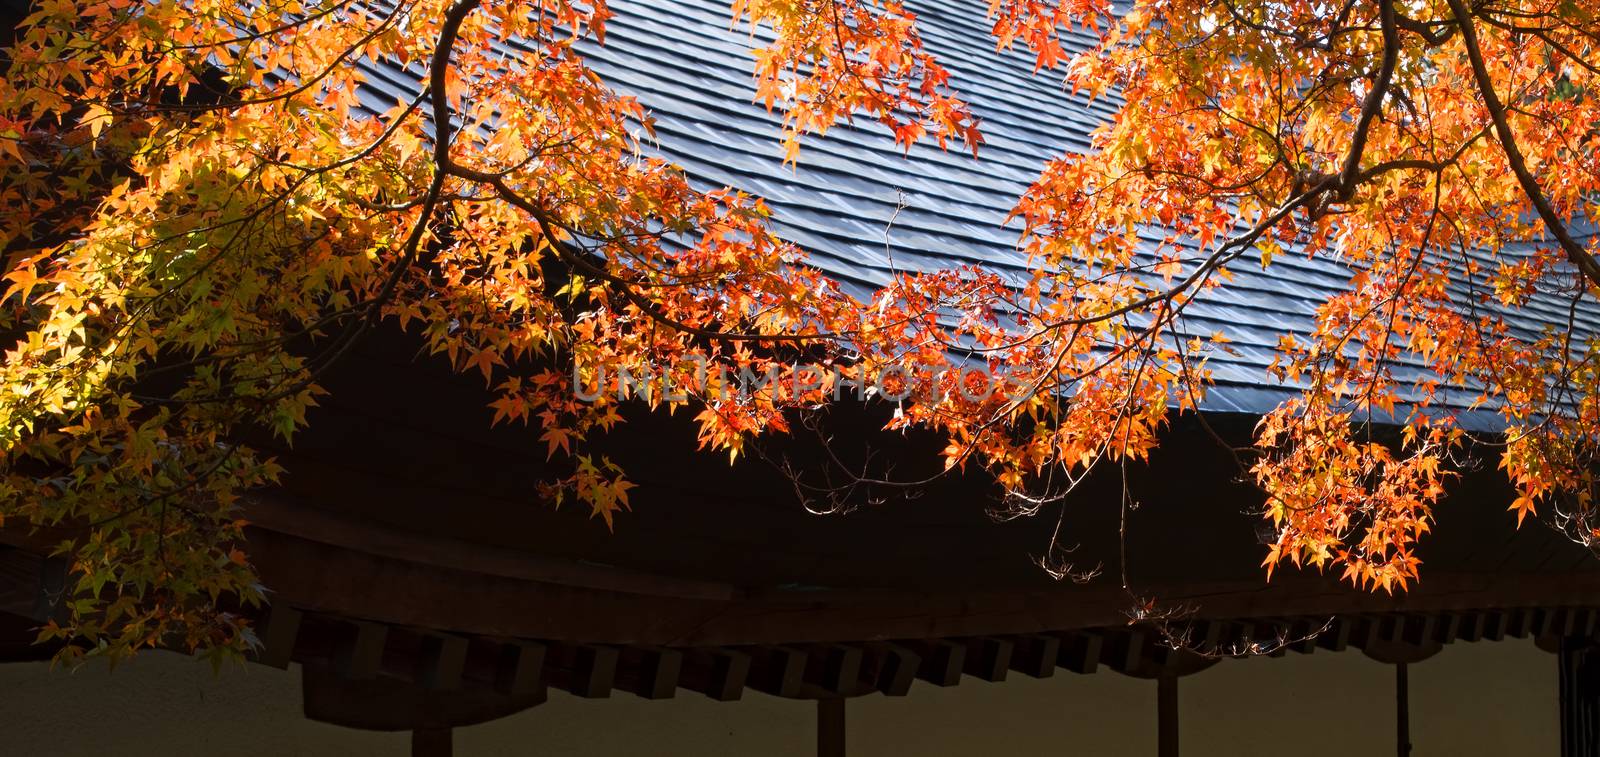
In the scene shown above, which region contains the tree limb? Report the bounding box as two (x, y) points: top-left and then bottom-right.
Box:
(1447, 0), (1600, 291)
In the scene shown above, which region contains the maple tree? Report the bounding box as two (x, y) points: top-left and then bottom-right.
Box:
(2, 0), (1599, 661)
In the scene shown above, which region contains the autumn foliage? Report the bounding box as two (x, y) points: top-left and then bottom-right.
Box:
(2, 0), (1599, 658)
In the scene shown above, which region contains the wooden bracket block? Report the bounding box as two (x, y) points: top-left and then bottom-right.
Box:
(748, 646), (807, 698)
(1484, 611), (1509, 642)
(912, 640), (965, 687)
(255, 604), (303, 670)
(626, 647), (683, 700)
(685, 648), (750, 702)
(563, 644), (618, 698)
(416, 632), (469, 691)
(1010, 635), (1060, 679)
(863, 642), (920, 696)
(1317, 617), (1353, 652)
(963, 637), (1012, 682)
(1058, 632), (1102, 674)
(412, 728), (452, 757)
(494, 640), (546, 699)
(1402, 614), (1437, 647)
(806, 645), (862, 697)
(1103, 627), (1147, 674)
(333, 619), (388, 680)
(1507, 608), (1535, 639)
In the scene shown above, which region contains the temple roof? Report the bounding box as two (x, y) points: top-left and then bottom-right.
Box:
(355, 0), (1600, 428)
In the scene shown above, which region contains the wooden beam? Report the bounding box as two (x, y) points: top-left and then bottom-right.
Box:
(247, 493), (740, 601)
(413, 728), (452, 757)
(1139, 646), (1219, 680)
(300, 664), (545, 732)
(1363, 638), (1442, 665)
(244, 512), (1600, 649)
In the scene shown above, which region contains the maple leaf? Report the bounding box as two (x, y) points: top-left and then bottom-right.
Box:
(8, 0), (1600, 666)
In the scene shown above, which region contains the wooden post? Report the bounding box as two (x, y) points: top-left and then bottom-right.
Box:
(412, 728), (452, 757)
(817, 698), (845, 757)
(1157, 674), (1178, 757)
(1561, 637), (1600, 757)
(1396, 662), (1411, 757)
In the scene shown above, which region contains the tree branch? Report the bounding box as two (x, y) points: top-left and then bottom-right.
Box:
(1338, 0), (1400, 198)
(1447, 0), (1600, 290)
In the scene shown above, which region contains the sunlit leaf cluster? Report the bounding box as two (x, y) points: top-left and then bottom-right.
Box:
(3, 0), (1599, 658)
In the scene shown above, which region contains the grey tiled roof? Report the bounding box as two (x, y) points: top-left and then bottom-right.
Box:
(356, 0), (1599, 429)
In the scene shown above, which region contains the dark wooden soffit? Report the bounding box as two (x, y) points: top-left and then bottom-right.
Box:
(5, 483), (1596, 648)
(238, 505), (1600, 646)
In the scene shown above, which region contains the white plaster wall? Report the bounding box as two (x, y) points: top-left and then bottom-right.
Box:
(0, 638), (1556, 755)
